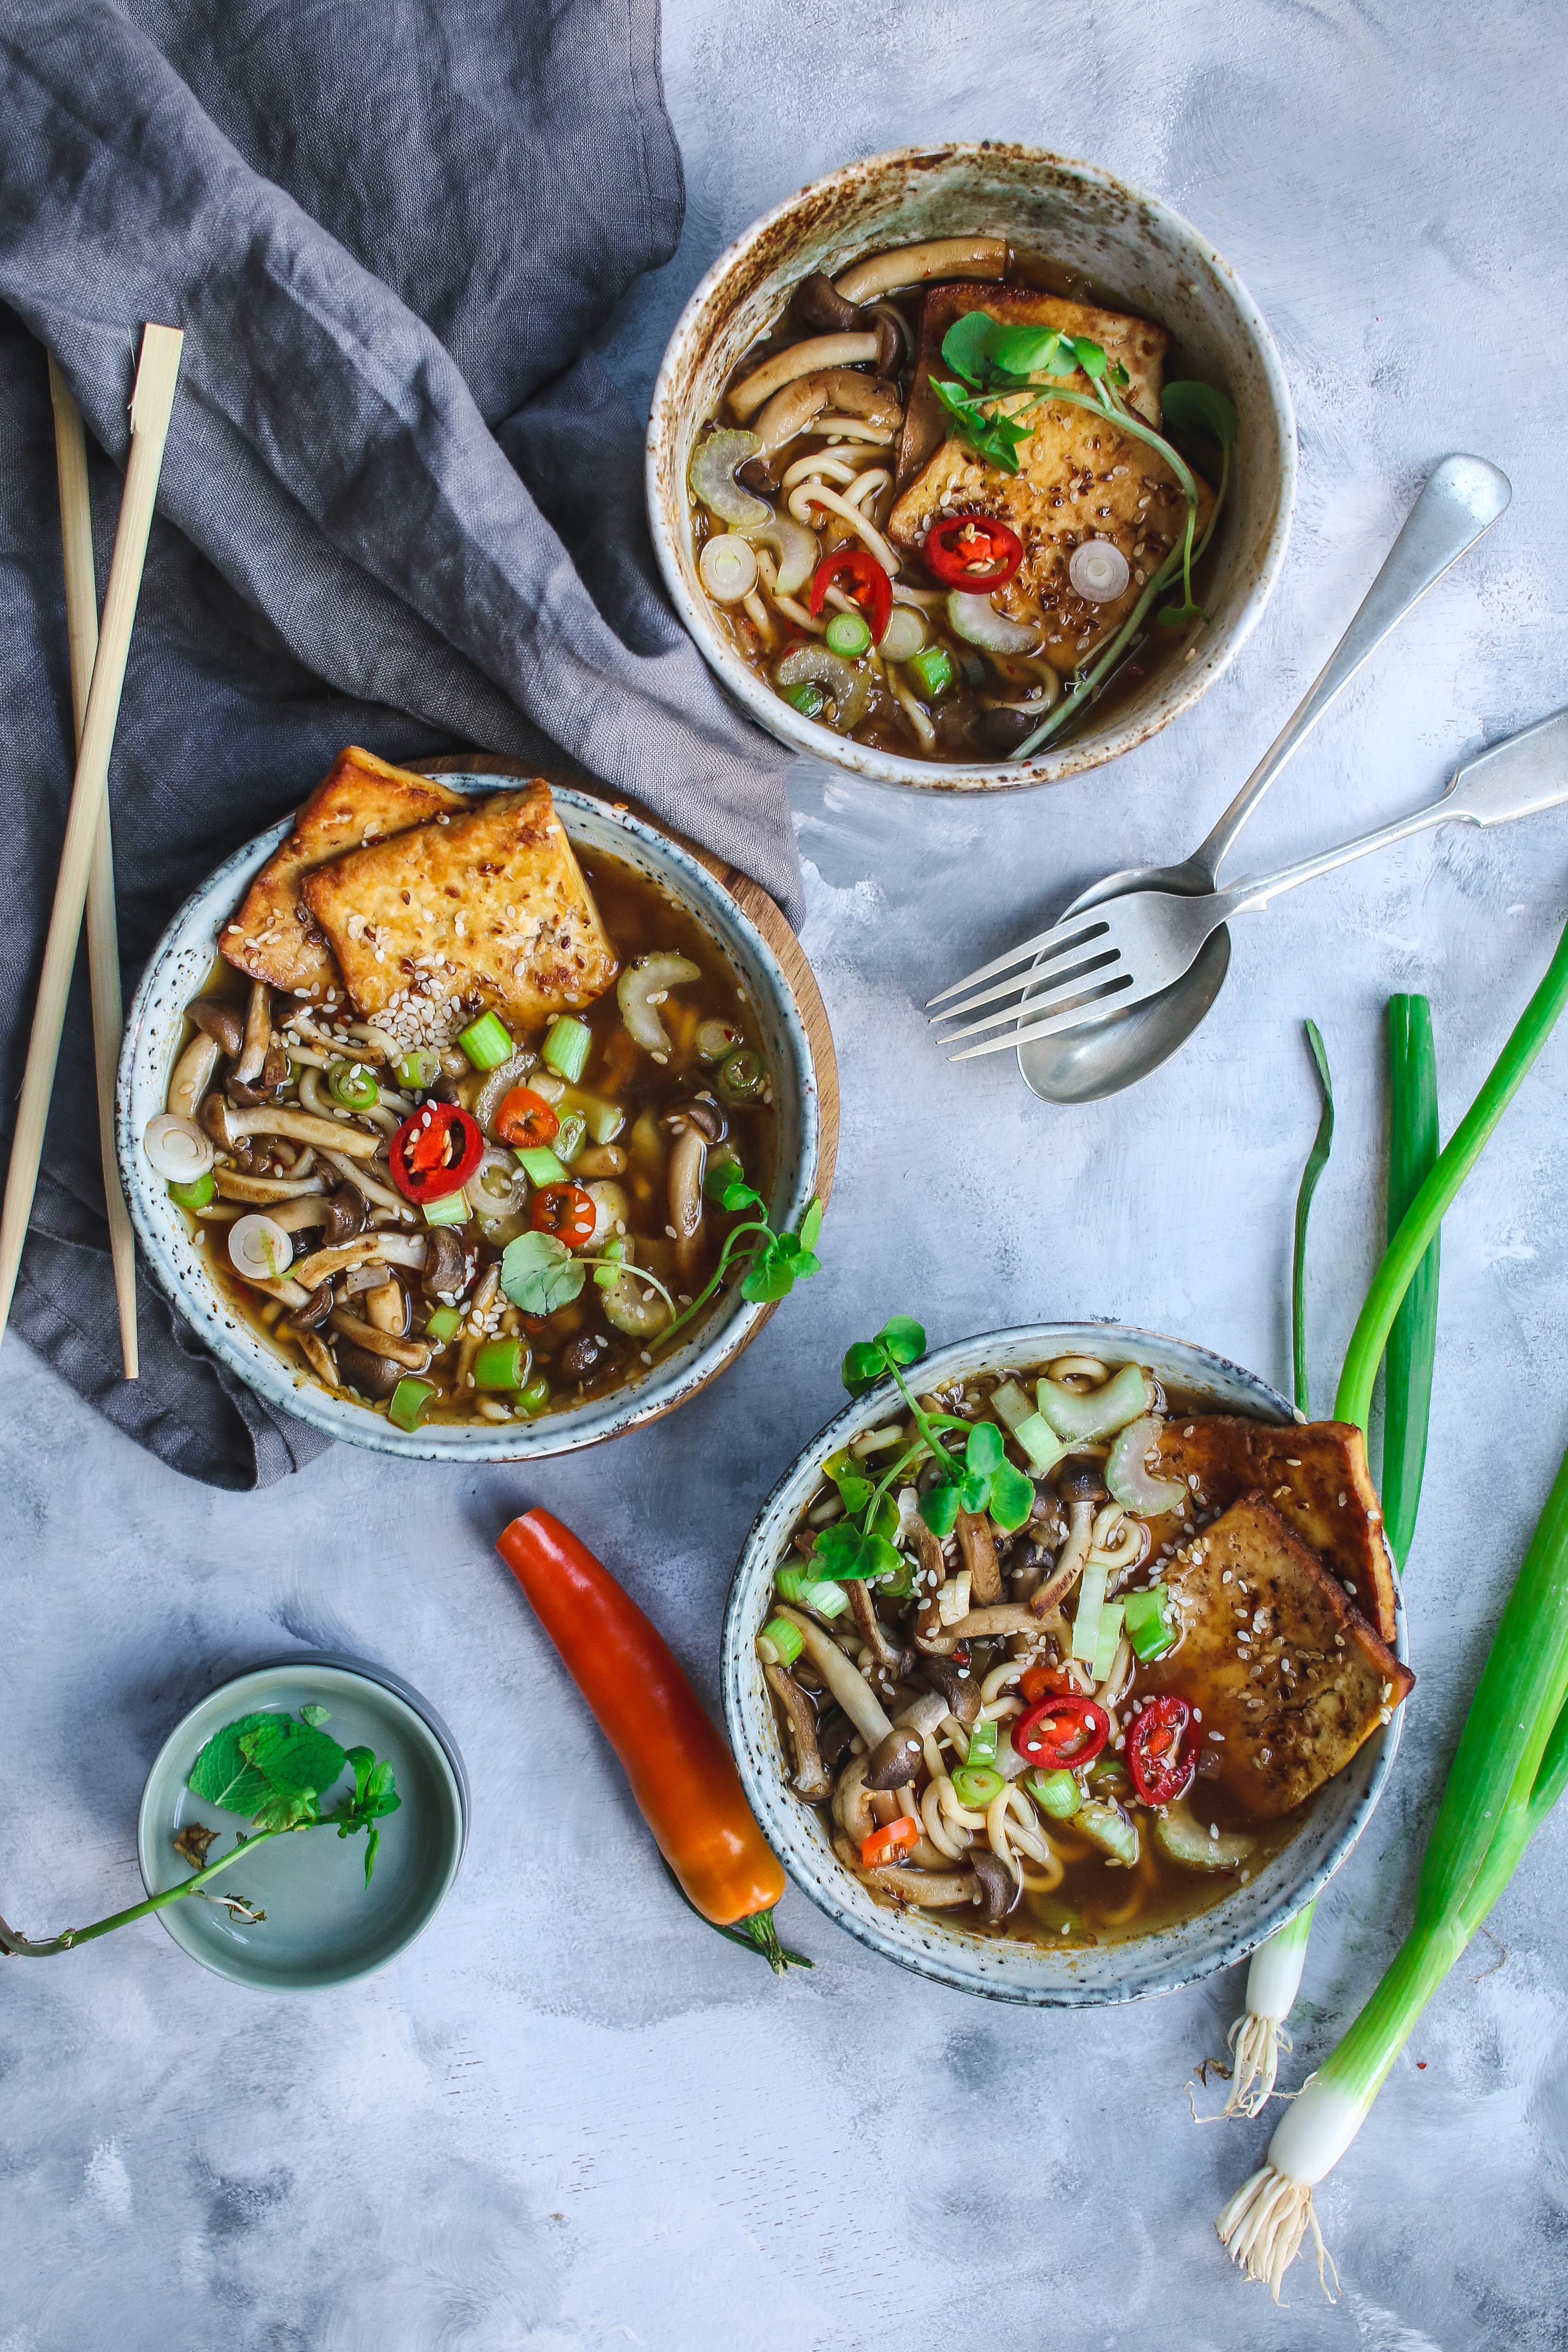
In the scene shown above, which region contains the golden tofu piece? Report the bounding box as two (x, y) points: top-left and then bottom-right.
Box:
(1155, 1417), (1398, 1643)
(301, 781), (618, 1047)
(221, 746), (465, 1002)
(897, 282), (1171, 487)
(889, 406), (1213, 674)
(1159, 1495), (1414, 1820)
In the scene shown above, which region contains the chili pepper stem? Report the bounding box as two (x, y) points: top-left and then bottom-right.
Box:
(657, 1860), (812, 1973)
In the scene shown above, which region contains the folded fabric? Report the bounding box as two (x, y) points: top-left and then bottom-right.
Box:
(0, 0), (798, 1487)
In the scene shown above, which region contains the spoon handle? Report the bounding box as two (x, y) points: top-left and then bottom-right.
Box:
(1189, 454), (1511, 885)
(1214, 703), (1568, 921)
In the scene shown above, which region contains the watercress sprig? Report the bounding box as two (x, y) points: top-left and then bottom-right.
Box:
(498, 1177), (823, 1353)
(0, 1707), (400, 1959)
(929, 312), (1238, 757)
(810, 1317), (1035, 1583)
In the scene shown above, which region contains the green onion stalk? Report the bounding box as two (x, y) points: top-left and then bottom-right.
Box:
(1217, 1439), (1568, 2297)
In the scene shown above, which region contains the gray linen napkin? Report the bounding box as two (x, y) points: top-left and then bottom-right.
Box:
(0, 0), (798, 1488)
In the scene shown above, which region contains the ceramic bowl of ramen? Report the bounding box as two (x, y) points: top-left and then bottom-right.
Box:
(118, 761), (829, 1461)
(648, 142), (1296, 792)
(722, 1322), (1409, 2005)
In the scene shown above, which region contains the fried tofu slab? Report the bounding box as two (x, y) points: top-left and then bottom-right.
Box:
(222, 747), (466, 1002)
(301, 781), (617, 1048)
(1155, 1416), (1398, 1643)
(1160, 1495), (1414, 1819)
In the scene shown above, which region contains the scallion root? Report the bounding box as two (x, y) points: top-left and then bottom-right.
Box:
(1214, 2163), (1338, 2302)
(1221, 2009), (1294, 2118)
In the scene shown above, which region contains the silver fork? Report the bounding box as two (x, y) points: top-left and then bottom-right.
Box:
(930, 707), (1568, 1058)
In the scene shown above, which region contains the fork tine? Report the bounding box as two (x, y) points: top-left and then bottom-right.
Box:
(946, 971), (1136, 1059)
(931, 948), (1124, 1044)
(925, 937), (1118, 1028)
(924, 913), (1112, 1010)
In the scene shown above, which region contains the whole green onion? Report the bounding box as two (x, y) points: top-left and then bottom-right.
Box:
(1336, 915), (1568, 1433)
(1381, 996), (1440, 1568)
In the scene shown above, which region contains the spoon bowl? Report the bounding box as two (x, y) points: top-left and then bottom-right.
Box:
(1020, 859), (1228, 1103)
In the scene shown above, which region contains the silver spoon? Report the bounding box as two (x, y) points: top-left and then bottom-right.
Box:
(1017, 453), (1512, 1104)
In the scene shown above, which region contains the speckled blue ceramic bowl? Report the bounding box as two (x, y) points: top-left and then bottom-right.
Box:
(117, 779), (822, 1461)
(724, 1322), (1408, 2006)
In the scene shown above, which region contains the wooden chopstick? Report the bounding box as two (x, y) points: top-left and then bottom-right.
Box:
(46, 355), (140, 1379)
(0, 326), (183, 1352)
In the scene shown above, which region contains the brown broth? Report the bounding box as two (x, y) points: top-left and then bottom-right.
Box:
(770, 1359), (1310, 1951)
(176, 848), (775, 1428)
(694, 244), (1220, 765)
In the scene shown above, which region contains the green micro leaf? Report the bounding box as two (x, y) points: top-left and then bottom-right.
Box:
(812, 1523), (870, 1579)
(965, 1421), (1004, 1476)
(500, 1229), (586, 1315)
(1069, 336), (1109, 381)
(842, 1339), (889, 1394)
(990, 323), (1078, 380)
(930, 378), (1033, 476)
(877, 1316), (926, 1367)
(940, 311), (1003, 386)
(1158, 598), (1207, 629)
(188, 1712), (281, 1817)
(240, 1717), (348, 1801)
(989, 1459), (1037, 1532)
(1161, 380), (1239, 448)
(957, 1470), (990, 1515)
(740, 1252), (795, 1305)
(919, 1479), (962, 1539)
(830, 1468), (876, 1516)
(798, 1198), (824, 1253)
(345, 1745), (375, 1804)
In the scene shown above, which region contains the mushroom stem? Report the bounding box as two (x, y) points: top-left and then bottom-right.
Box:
(730, 331), (881, 421)
(956, 1509), (1003, 1604)
(219, 1104), (382, 1160)
(774, 1606), (892, 1747)
(667, 1125), (706, 1281)
(765, 1663), (832, 1802)
(230, 980), (272, 1088)
(167, 1032), (219, 1123)
(753, 369), (903, 461)
(845, 1578), (906, 1675)
(833, 235), (1007, 304)
(295, 1232), (428, 1288)
(213, 1168), (329, 1206)
(325, 1311), (431, 1371)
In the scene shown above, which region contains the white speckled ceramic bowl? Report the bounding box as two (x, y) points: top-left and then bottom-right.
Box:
(648, 142), (1296, 793)
(723, 1322), (1407, 2005)
(117, 780), (822, 1461)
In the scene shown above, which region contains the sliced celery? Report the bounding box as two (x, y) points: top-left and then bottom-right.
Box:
(1091, 1600), (1125, 1683)
(1026, 1768), (1082, 1820)
(517, 1144), (568, 1186)
(458, 1010), (514, 1071)
(542, 1016), (593, 1082)
(1036, 1360), (1148, 1442)
(422, 1188), (470, 1227)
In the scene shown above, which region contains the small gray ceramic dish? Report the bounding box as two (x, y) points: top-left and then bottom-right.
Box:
(723, 1322), (1407, 2007)
(648, 143), (1296, 794)
(117, 779), (821, 1461)
(137, 1655), (467, 1992)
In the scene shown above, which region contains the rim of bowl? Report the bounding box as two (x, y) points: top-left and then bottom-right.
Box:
(137, 1658), (465, 1990)
(117, 781), (821, 1462)
(722, 1320), (1406, 2006)
(647, 139), (1298, 793)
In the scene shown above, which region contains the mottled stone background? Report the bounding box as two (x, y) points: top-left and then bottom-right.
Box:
(3, 1), (1566, 2344)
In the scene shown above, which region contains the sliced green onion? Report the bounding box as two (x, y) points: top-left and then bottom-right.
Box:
(457, 1010), (515, 1071)
(967, 1718), (999, 1766)
(1013, 1410), (1066, 1473)
(1090, 1599), (1125, 1682)
(551, 1082), (624, 1145)
(1123, 1584), (1177, 1664)
(422, 1188), (470, 1228)
(473, 1338), (526, 1392)
(951, 1763), (1004, 1809)
(327, 1059), (381, 1112)
(716, 1048), (764, 1106)
(757, 1617), (804, 1668)
(514, 1372), (552, 1415)
(1383, 995), (1440, 1568)
(517, 1144), (569, 1186)
(168, 1171), (216, 1210)
(781, 680), (825, 719)
(542, 1016), (593, 1082)
(395, 1047), (443, 1091)
(824, 610), (872, 658)
(425, 1306), (463, 1342)
(696, 1019), (744, 1063)
(908, 644), (954, 697)
(1335, 914), (1568, 1434)
(388, 1378), (436, 1433)
(554, 1110), (587, 1163)
(774, 1565), (849, 1619)
(1070, 1557), (1110, 1662)
(1026, 1768), (1082, 1820)
(1291, 1019), (1335, 1412)
(879, 604), (926, 663)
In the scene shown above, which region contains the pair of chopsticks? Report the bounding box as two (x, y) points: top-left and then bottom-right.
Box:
(0, 327), (184, 1375)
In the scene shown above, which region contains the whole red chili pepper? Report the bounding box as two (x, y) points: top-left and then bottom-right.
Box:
(1128, 1695), (1197, 1807)
(1013, 1692), (1111, 1770)
(496, 1509), (806, 1973)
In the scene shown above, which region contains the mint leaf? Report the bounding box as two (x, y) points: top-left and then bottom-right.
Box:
(299, 1704), (330, 1728)
(965, 1421), (1004, 1476)
(877, 1316), (926, 1366)
(1162, 379), (1238, 448)
(989, 1459), (1036, 1532)
(251, 1787), (318, 1834)
(239, 1717), (348, 1801)
(345, 1745), (375, 1804)
(500, 1229), (585, 1314)
(188, 1712), (281, 1817)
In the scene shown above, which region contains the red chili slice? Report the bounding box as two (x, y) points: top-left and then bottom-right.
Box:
(531, 1182), (598, 1247)
(1018, 1662), (1075, 1707)
(1127, 1695), (1197, 1808)
(1012, 1693), (1110, 1770)
(389, 1103), (485, 1203)
(495, 1086), (560, 1150)
(923, 513), (1025, 591)
(807, 549), (893, 644)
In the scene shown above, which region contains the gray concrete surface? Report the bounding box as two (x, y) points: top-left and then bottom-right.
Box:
(5, 2), (1568, 2343)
